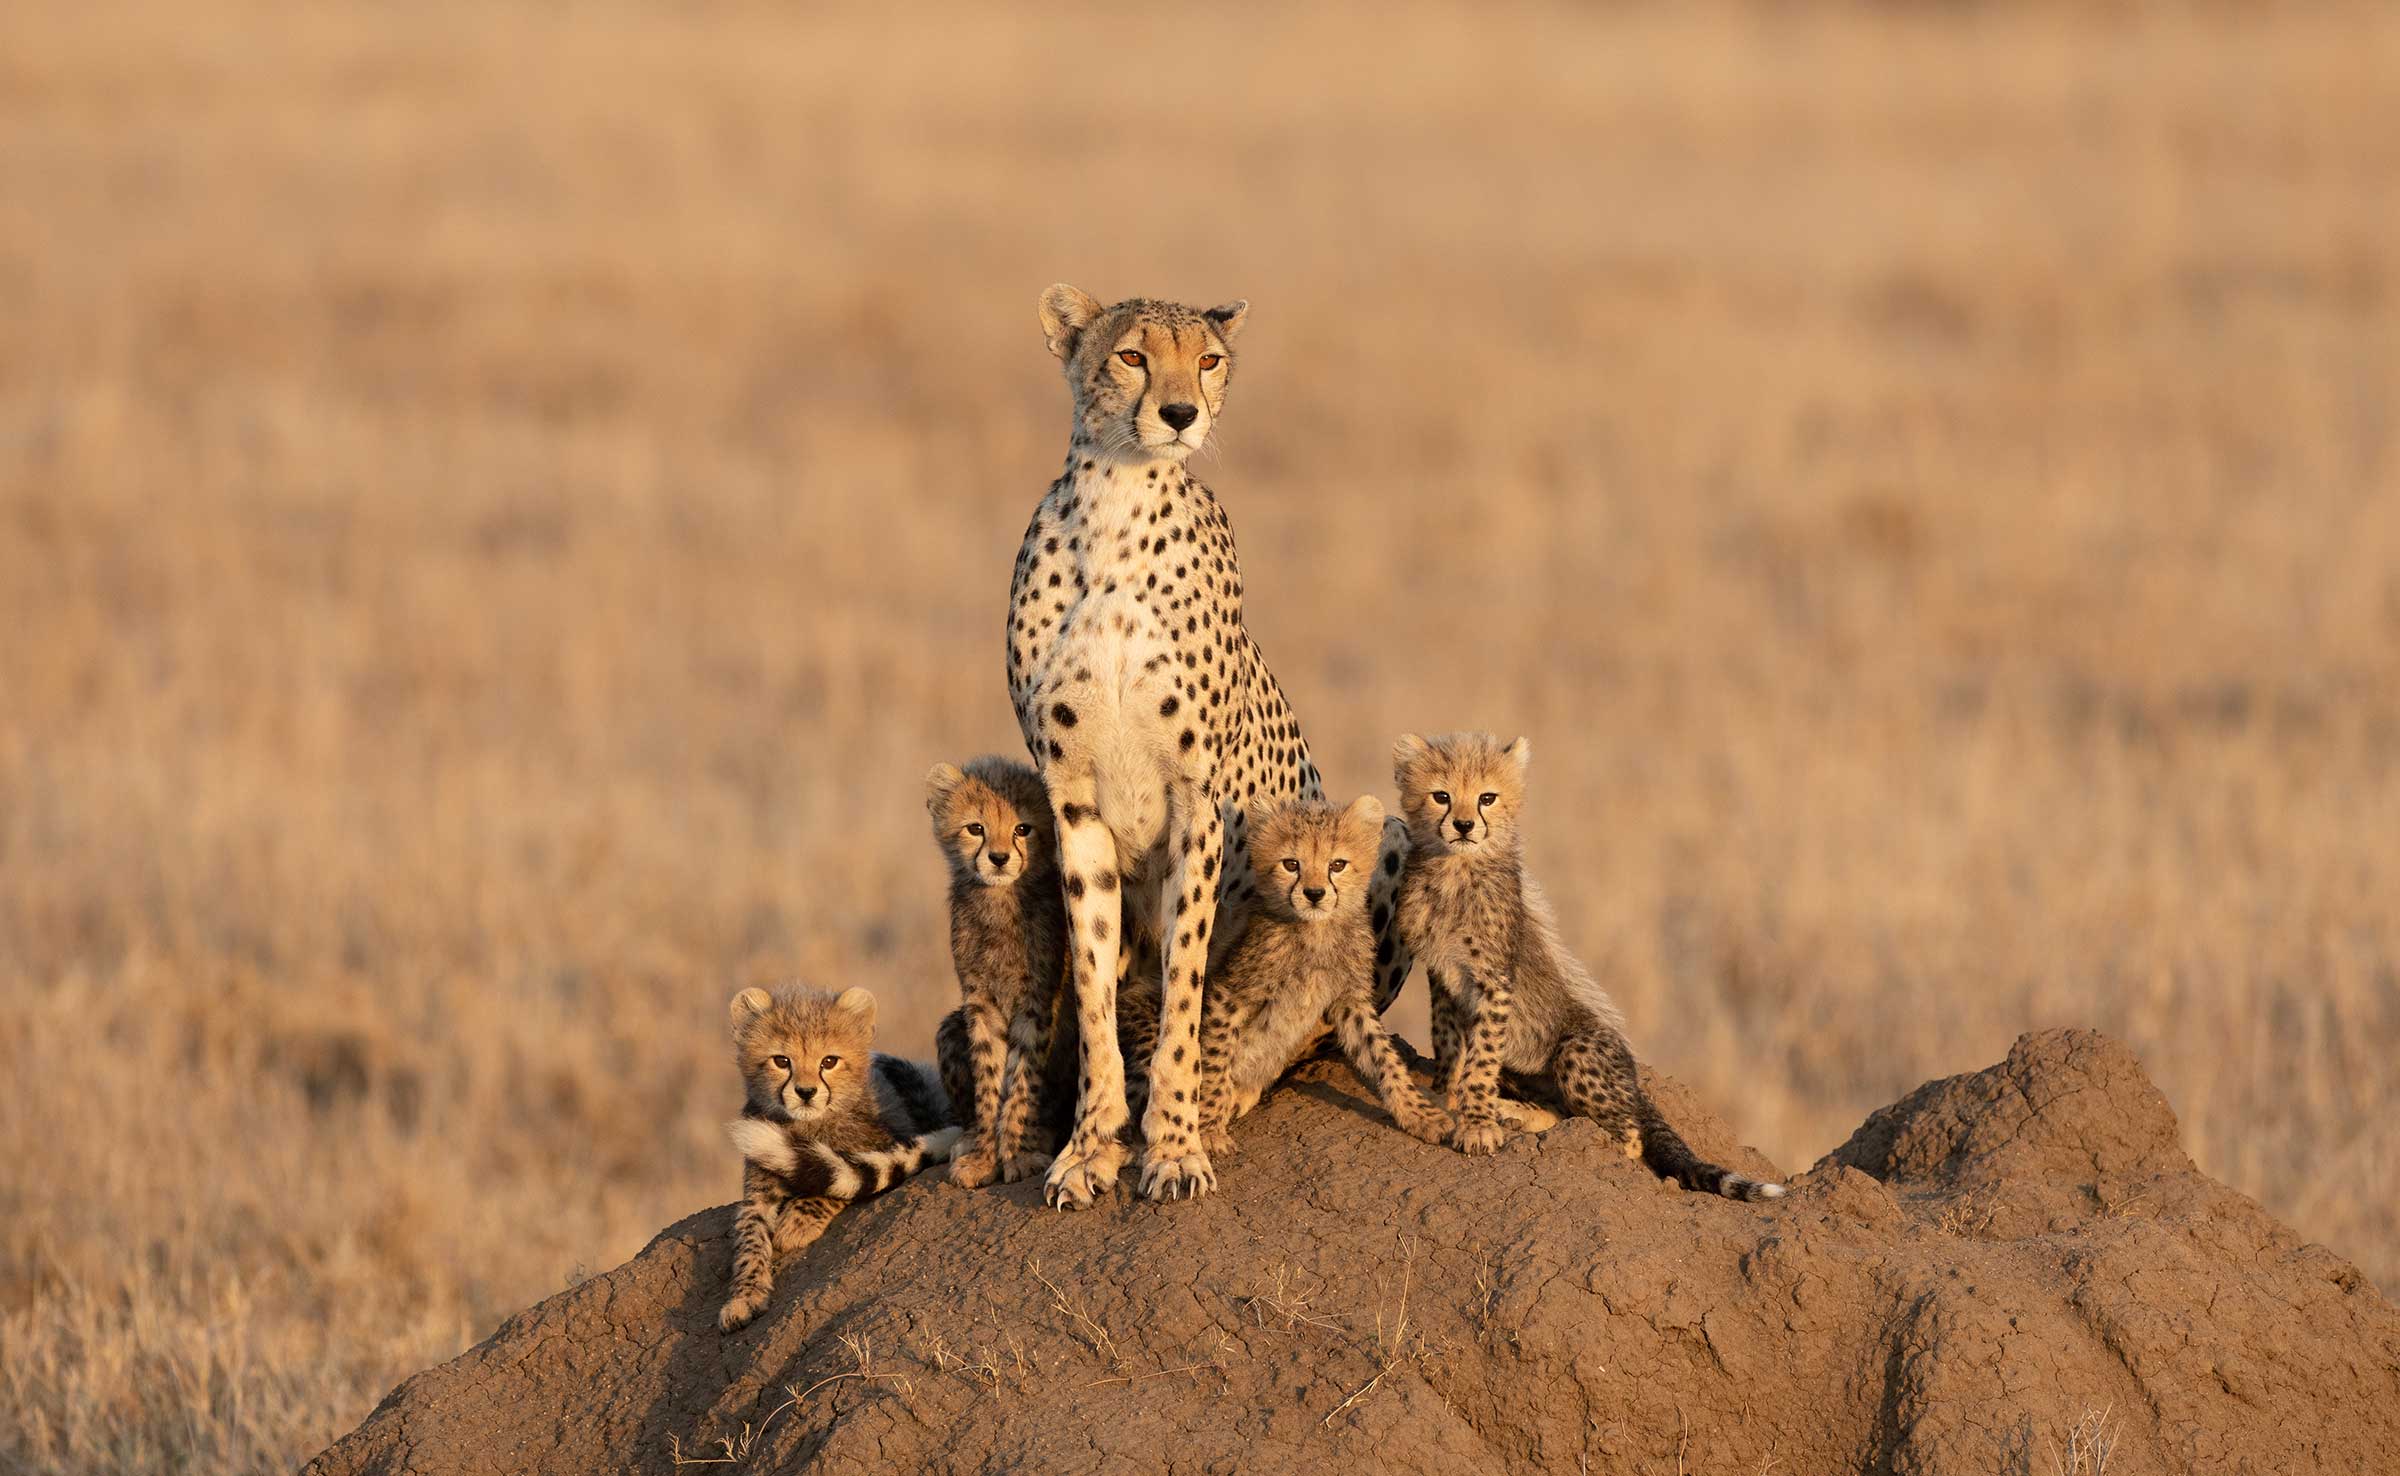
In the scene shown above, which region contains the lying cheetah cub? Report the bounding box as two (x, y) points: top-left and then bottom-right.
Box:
(925, 757), (1078, 1188)
(1191, 796), (1453, 1155)
(718, 985), (962, 1333)
(1393, 733), (1782, 1200)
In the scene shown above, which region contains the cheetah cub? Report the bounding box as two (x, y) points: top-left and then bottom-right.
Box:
(718, 985), (963, 1333)
(1188, 796), (1452, 1156)
(925, 757), (1078, 1188)
(1392, 733), (1782, 1201)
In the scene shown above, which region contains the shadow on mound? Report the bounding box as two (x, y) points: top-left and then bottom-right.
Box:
(305, 1030), (2399, 1475)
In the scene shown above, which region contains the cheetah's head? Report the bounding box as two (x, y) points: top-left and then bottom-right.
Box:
(926, 757), (1052, 887)
(1039, 284), (1247, 462)
(1393, 732), (1531, 855)
(728, 984), (877, 1126)
(1247, 795), (1386, 924)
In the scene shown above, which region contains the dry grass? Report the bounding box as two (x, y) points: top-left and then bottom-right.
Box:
(2, 2), (2396, 1470)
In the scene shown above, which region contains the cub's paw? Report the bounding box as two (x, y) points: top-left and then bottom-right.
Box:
(1495, 1098), (1562, 1134)
(999, 1148), (1054, 1184)
(1397, 1109), (1455, 1147)
(1043, 1138), (1127, 1211)
(1138, 1145), (1218, 1202)
(1452, 1114), (1508, 1156)
(717, 1291), (766, 1334)
(1201, 1126), (1236, 1159)
(947, 1146), (998, 1190)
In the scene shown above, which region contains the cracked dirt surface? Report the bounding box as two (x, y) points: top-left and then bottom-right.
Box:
(303, 1030), (2398, 1474)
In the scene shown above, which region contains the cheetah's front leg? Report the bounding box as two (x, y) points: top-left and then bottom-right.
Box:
(946, 996), (1007, 1188)
(1138, 783), (1222, 1201)
(1043, 774), (1130, 1210)
(993, 991), (1057, 1183)
(1447, 963), (1515, 1155)
(1367, 816), (1414, 1012)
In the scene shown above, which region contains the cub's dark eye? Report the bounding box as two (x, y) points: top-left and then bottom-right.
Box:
(1328, 858), (1348, 873)
(820, 1055), (840, 1072)
(769, 1054), (790, 1071)
(965, 823), (984, 837)
(1280, 858), (1301, 874)
(1197, 353), (1222, 370)
(1118, 349), (1146, 368)
(1479, 793), (1498, 808)
(1430, 791), (1451, 807)
(1014, 823), (1032, 837)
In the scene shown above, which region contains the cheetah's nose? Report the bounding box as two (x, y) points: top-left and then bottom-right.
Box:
(986, 851), (1011, 869)
(1304, 886), (1327, 905)
(1452, 818), (1476, 838)
(1158, 402), (1198, 432)
(795, 1086), (816, 1104)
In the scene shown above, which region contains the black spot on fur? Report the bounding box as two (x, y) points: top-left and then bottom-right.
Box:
(1053, 702), (1077, 728)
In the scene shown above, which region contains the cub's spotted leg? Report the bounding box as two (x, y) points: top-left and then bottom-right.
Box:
(1426, 968), (1462, 1087)
(994, 992), (1057, 1183)
(1044, 776), (1130, 1210)
(1446, 963), (1515, 1155)
(1138, 781), (1222, 1201)
(1367, 816), (1414, 1013)
(946, 996), (1008, 1188)
(718, 1166), (786, 1332)
(934, 1007), (973, 1129)
(1194, 990), (1255, 1158)
(1328, 991), (1452, 1146)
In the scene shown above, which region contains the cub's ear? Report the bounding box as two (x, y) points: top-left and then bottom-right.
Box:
(1203, 299), (1249, 342)
(1392, 732), (1432, 780)
(1039, 283), (1104, 360)
(1342, 794), (1386, 832)
(729, 987), (774, 1032)
(1504, 736), (1532, 772)
(832, 986), (877, 1032)
(1244, 795), (1280, 831)
(925, 762), (966, 817)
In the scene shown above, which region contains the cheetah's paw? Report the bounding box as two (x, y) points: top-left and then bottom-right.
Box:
(1453, 1114), (1508, 1156)
(947, 1145), (998, 1189)
(1138, 1145), (1218, 1201)
(999, 1148), (1054, 1184)
(717, 1291), (766, 1334)
(1043, 1138), (1126, 1211)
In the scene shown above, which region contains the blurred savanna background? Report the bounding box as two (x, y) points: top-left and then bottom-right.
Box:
(4, 1), (2397, 1470)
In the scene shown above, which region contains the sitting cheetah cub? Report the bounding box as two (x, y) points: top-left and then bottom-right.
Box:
(718, 985), (962, 1333)
(1189, 796), (1452, 1155)
(925, 757), (1078, 1188)
(1393, 733), (1782, 1201)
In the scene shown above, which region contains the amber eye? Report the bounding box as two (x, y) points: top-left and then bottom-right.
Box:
(820, 1055), (840, 1072)
(1198, 353), (1222, 369)
(1118, 349), (1146, 368)
(1328, 858), (1348, 873)
(1479, 792), (1498, 808)
(769, 1054), (790, 1071)
(1014, 823), (1031, 837)
(1280, 858), (1301, 874)
(1430, 791), (1451, 807)
(965, 822), (984, 837)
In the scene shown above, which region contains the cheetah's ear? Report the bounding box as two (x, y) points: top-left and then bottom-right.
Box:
(832, 986), (877, 1032)
(1505, 736), (1532, 772)
(1203, 299), (1249, 342)
(1392, 733), (1432, 781)
(1341, 794), (1386, 832)
(925, 762), (966, 816)
(729, 987), (774, 1032)
(1244, 794), (1279, 831)
(1039, 283), (1103, 360)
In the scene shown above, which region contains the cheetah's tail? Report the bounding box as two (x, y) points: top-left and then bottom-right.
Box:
(1637, 1104), (1785, 1202)
(725, 1121), (965, 1199)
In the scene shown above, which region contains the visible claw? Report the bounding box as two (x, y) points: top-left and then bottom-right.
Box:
(1138, 1147), (1218, 1202)
(1043, 1137), (1124, 1210)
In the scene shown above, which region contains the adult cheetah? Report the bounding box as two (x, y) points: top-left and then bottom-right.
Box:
(1007, 284), (1411, 1207)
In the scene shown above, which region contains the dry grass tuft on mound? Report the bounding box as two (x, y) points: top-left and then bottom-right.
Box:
(4, 3), (2398, 1472)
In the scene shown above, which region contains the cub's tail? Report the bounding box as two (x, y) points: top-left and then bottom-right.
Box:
(725, 1121), (965, 1200)
(1638, 1105), (1784, 1202)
